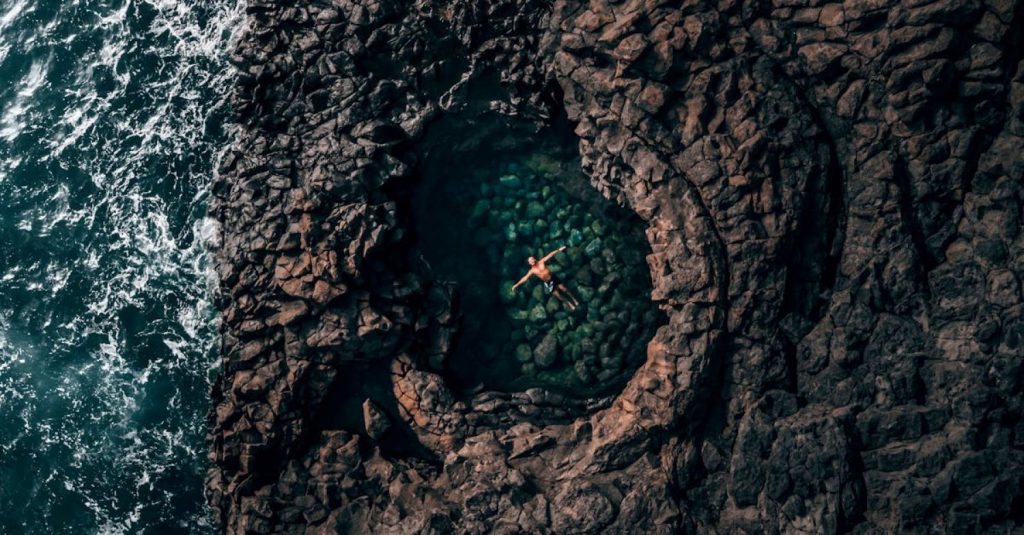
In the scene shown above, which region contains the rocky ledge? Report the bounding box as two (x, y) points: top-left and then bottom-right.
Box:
(207, 0), (1024, 533)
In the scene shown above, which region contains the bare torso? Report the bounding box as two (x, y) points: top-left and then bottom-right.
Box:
(530, 262), (553, 282)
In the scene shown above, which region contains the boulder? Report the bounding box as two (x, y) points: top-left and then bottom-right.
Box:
(362, 399), (390, 440)
(534, 333), (559, 369)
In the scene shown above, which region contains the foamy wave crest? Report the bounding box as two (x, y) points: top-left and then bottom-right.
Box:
(0, 0), (246, 532)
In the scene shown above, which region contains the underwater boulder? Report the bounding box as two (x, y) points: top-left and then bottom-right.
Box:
(575, 267), (593, 286)
(568, 229), (584, 246)
(518, 221), (534, 237)
(470, 200), (491, 219)
(524, 325), (539, 339)
(574, 360), (594, 384)
(534, 333), (559, 369)
(600, 355), (621, 370)
(499, 174), (521, 188)
(526, 201), (546, 219)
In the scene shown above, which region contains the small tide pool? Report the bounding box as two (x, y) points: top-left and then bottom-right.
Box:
(411, 120), (661, 396)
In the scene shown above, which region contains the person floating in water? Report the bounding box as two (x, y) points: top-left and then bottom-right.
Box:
(511, 245), (581, 310)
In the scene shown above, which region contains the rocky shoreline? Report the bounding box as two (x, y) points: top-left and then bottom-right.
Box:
(207, 0), (1024, 533)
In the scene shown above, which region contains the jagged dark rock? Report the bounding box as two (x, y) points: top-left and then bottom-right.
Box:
(207, 0), (1024, 533)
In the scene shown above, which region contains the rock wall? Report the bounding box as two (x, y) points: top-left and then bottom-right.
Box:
(207, 0), (1024, 533)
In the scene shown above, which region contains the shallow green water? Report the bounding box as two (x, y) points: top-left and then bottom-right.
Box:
(414, 143), (661, 395)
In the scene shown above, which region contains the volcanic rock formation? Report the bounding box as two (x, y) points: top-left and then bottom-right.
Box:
(207, 0), (1024, 532)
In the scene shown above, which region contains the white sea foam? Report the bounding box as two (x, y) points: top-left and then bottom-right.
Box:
(0, 54), (50, 142)
(0, 0), (247, 532)
(0, 0), (32, 33)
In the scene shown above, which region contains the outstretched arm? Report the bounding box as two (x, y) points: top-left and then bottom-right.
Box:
(540, 245), (567, 263)
(511, 271), (533, 292)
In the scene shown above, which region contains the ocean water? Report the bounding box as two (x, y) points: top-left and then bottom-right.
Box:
(0, 0), (243, 532)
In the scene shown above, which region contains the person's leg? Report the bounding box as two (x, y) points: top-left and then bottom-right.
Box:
(552, 288), (576, 310)
(558, 284), (580, 307)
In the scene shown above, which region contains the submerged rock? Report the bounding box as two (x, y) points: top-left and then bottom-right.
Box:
(459, 160), (660, 391)
(515, 344), (532, 363)
(534, 333), (559, 369)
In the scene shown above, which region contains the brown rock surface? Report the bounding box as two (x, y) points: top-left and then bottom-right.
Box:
(207, 0), (1024, 532)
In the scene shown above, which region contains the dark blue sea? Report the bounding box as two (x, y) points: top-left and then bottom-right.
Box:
(0, 0), (242, 532)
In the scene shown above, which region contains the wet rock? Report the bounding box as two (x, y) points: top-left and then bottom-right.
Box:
(207, 0), (1024, 532)
(551, 484), (617, 533)
(361, 399), (390, 441)
(267, 300), (309, 326)
(987, 269), (1020, 306)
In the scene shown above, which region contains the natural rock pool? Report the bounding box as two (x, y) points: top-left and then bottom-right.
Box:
(412, 123), (662, 396)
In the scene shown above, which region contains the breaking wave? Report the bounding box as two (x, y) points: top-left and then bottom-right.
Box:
(0, 0), (244, 532)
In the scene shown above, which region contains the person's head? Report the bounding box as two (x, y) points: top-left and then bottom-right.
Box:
(527, 256), (537, 266)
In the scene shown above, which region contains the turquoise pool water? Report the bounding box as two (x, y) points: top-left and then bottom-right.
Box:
(413, 131), (661, 396)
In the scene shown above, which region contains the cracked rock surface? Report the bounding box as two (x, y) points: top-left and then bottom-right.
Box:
(207, 0), (1024, 532)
